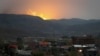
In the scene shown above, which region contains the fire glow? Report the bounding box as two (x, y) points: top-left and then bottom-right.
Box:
(27, 9), (55, 20)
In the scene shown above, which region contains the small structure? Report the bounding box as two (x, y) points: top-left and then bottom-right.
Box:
(71, 35), (98, 56)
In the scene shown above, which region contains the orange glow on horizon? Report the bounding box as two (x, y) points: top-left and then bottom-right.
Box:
(27, 9), (55, 20)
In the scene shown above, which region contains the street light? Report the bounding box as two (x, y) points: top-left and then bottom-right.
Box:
(78, 49), (83, 53)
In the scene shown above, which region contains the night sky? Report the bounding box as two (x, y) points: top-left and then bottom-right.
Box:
(0, 0), (100, 20)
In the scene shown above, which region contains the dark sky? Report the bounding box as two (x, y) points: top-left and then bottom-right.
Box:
(0, 0), (100, 20)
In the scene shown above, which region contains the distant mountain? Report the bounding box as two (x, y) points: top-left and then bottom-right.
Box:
(47, 18), (100, 36)
(0, 14), (61, 37)
(47, 18), (100, 26)
(65, 21), (100, 36)
(0, 14), (100, 38)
